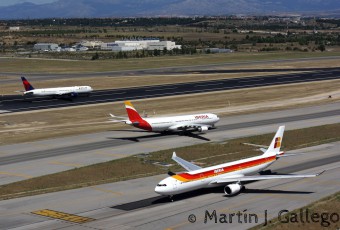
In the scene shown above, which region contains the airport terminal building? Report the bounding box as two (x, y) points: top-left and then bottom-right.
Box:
(33, 43), (60, 51)
(101, 40), (181, 52)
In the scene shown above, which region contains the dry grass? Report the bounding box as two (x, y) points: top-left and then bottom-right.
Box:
(0, 123), (339, 200)
(0, 52), (339, 73)
(1, 79), (339, 145)
(2, 57), (340, 95)
(251, 192), (340, 230)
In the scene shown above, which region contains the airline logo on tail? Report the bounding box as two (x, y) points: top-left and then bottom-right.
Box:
(21, 77), (34, 91)
(124, 101), (152, 131)
(125, 101), (143, 121)
(274, 137), (281, 148)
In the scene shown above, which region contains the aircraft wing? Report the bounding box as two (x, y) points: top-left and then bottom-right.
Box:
(211, 171), (325, 184)
(168, 123), (213, 132)
(172, 152), (202, 172)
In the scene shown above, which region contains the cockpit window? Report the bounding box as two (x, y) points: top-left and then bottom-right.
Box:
(157, 184), (167, 187)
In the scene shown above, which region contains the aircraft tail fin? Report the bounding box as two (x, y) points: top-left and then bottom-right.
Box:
(21, 76), (34, 91)
(263, 126), (285, 156)
(124, 101), (143, 121)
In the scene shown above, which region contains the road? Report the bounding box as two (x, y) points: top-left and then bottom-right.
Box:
(0, 102), (339, 185)
(0, 140), (338, 230)
(1, 67), (340, 113)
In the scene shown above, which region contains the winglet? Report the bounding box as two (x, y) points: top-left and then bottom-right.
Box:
(172, 152), (177, 158)
(316, 170), (326, 176)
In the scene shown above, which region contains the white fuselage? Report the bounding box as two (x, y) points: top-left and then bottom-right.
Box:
(142, 113), (219, 132)
(155, 153), (279, 196)
(24, 86), (93, 96)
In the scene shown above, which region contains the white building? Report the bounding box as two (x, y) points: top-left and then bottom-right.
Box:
(9, 27), (20, 31)
(147, 41), (181, 51)
(79, 40), (104, 48)
(33, 43), (60, 51)
(101, 39), (180, 52)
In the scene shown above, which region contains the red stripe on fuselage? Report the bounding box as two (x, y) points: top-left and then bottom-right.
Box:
(175, 156), (276, 182)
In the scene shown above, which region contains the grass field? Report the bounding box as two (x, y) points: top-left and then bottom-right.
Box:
(0, 52), (340, 73)
(0, 123), (339, 200)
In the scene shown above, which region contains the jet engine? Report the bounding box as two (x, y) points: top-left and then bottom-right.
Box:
(224, 183), (243, 196)
(198, 126), (208, 132)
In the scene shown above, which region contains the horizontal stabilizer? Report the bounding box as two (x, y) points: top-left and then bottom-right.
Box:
(260, 148), (267, 153)
(109, 113), (128, 120)
(172, 152), (202, 172)
(277, 153), (300, 158)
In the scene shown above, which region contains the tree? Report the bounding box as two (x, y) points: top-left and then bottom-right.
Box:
(91, 52), (99, 60)
(318, 44), (326, 52)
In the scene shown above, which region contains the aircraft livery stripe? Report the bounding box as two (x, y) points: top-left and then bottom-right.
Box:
(172, 156), (276, 182)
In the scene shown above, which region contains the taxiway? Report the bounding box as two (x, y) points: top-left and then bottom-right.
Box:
(0, 141), (338, 230)
(0, 102), (339, 185)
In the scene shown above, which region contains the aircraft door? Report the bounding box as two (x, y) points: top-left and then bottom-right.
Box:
(173, 179), (177, 190)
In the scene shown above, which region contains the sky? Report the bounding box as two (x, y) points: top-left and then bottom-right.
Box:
(0, 0), (56, 6)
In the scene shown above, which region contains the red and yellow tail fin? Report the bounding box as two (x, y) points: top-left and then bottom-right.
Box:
(125, 101), (143, 121)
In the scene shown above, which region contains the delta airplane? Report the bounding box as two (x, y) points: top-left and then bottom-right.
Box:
(21, 77), (93, 98)
(110, 101), (219, 133)
(155, 126), (324, 200)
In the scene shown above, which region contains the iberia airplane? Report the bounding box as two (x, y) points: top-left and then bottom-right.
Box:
(21, 77), (93, 98)
(155, 126), (324, 199)
(110, 101), (219, 133)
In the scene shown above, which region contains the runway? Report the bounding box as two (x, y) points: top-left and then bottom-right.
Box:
(0, 141), (339, 230)
(0, 102), (339, 185)
(1, 67), (340, 113)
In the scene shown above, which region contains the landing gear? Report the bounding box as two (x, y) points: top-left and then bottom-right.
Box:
(169, 195), (174, 202)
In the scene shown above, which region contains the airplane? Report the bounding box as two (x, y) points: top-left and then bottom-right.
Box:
(155, 126), (324, 200)
(110, 101), (220, 133)
(20, 76), (93, 98)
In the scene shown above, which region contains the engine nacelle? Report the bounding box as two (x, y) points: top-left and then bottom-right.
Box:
(198, 126), (209, 132)
(224, 183), (242, 196)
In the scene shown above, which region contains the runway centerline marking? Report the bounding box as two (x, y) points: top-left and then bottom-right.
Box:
(145, 87), (177, 92)
(31, 209), (95, 223)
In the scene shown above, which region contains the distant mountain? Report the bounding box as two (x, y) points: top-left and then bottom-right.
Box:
(0, 0), (339, 19)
